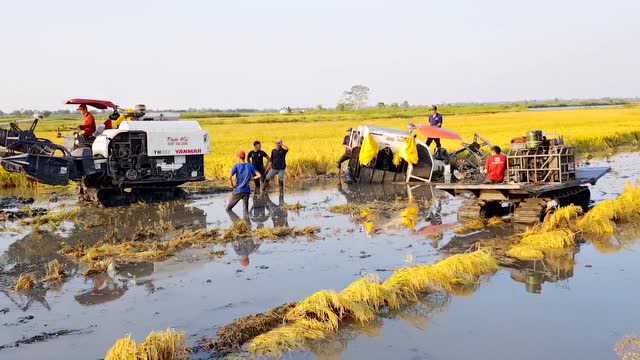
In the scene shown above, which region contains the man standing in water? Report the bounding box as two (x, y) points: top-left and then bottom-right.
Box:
(265, 140), (288, 189)
(227, 151), (261, 213)
(426, 105), (443, 149)
(247, 141), (269, 192)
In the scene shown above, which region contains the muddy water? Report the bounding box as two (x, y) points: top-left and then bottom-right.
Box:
(0, 153), (639, 360)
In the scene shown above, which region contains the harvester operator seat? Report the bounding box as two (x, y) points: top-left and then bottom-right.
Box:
(70, 147), (96, 177)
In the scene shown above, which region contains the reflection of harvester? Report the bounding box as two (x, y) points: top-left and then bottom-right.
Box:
(437, 130), (610, 224)
(344, 125), (493, 184)
(1, 99), (210, 204)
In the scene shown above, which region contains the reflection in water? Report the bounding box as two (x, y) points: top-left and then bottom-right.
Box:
(266, 192), (289, 228)
(233, 238), (260, 269)
(1, 200), (207, 310)
(75, 262), (157, 306)
(227, 190), (292, 268)
(0, 288), (51, 312)
(307, 293), (450, 360)
(250, 194), (270, 229)
(508, 249), (576, 294)
(75, 273), (128, 306)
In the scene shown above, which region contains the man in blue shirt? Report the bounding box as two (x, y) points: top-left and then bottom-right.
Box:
(426, 105), (444, 149)
(227, 151), (261, 213)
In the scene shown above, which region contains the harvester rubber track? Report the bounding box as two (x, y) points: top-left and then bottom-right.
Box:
(513, 186), (591, 224)
(458, 199), (484, 222)
(513, 198), (547, 224)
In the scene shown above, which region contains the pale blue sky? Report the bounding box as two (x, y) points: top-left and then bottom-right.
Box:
(1, 0), (638, 110)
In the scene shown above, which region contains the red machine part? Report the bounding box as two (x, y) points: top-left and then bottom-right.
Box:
(65, 99), (117, 110)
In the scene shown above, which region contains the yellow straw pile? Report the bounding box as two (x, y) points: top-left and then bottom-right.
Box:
(248, 250), (497, 357)
(104, 328), (187, 360)
(577, 184), (640, 236)
(14, 273), (36, 292)
(42, 259), (66, 283)
(542, 204), (582, 231)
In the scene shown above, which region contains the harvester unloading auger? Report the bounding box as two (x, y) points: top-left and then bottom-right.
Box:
(343, 126), (610, 224)
(0, 99), (210, 205)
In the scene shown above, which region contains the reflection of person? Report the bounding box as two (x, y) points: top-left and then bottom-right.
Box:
(75, 273), (128, 306)
(250, 193), (270, 228)
(233, 238), (260, 268)
(77, 104), (96, 137)
(265, 140), (288, 188)
(426, 105), (443, 149)
(265, 192), (289, 228)
(227, 151), (261, 213)
(247, 141), (269, 192)
(484, 146), (507, 183)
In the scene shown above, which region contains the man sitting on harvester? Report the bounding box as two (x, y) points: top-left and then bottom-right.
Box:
(77, 104), (96, 138)
(483, 145), (507, 183)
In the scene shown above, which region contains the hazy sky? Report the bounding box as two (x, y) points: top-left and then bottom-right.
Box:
(1, 0), (638, 111)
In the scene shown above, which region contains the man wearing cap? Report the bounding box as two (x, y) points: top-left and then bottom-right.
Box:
(77, 104), (96, 138)
(426, 105), (443, 149)
(265, 140), (289, 189)
(227, 151), (261, 213)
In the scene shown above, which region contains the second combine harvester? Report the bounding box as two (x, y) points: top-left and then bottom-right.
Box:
(344, 126), (609, 224)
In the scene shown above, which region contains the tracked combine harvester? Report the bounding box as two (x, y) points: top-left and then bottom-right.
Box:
(436, 130), (610, 224)
(344, 125), (493, 184)
(1, 99), (210, 205)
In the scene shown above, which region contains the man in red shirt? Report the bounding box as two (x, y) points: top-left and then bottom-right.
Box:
(484, 146), (508, 183)
(77, 104), (96, 137)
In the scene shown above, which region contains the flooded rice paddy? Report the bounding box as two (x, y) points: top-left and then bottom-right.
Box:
(1, 153), (640, 360)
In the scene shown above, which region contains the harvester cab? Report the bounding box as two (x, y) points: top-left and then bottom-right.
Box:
(0, 99), (210, 205)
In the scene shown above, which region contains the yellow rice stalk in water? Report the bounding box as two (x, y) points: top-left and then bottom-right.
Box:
(542, 205), (583, 231)
(104, 329), (187, 360)
(285, 290), (348, 330)
(519, 229), (576, 250)
(14, 273), (36, 292)
(615, 335), (640, 360)
(249, 250), (497, 357)
(615, 184), (640, 222)
(401, 205), (419, 231)
(340, 276), (401, 311)
(286, 290), (376, 326)
(104, 335), (138, 360)
(577, 184), (640, 236)
(139, 328), (187, 360)
(577, 199), (617, 236)
(506, 245), (545, 261)
(453, 219), (485, 234)
(363, 221), (375, 235)
(43, 259), (65, 282)
(248, 321), (331, 358)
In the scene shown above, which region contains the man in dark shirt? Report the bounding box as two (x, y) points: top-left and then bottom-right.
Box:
(426, 105), (444, 149)
(247, 141), (269, 192)
(265, 140), (288, 189)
